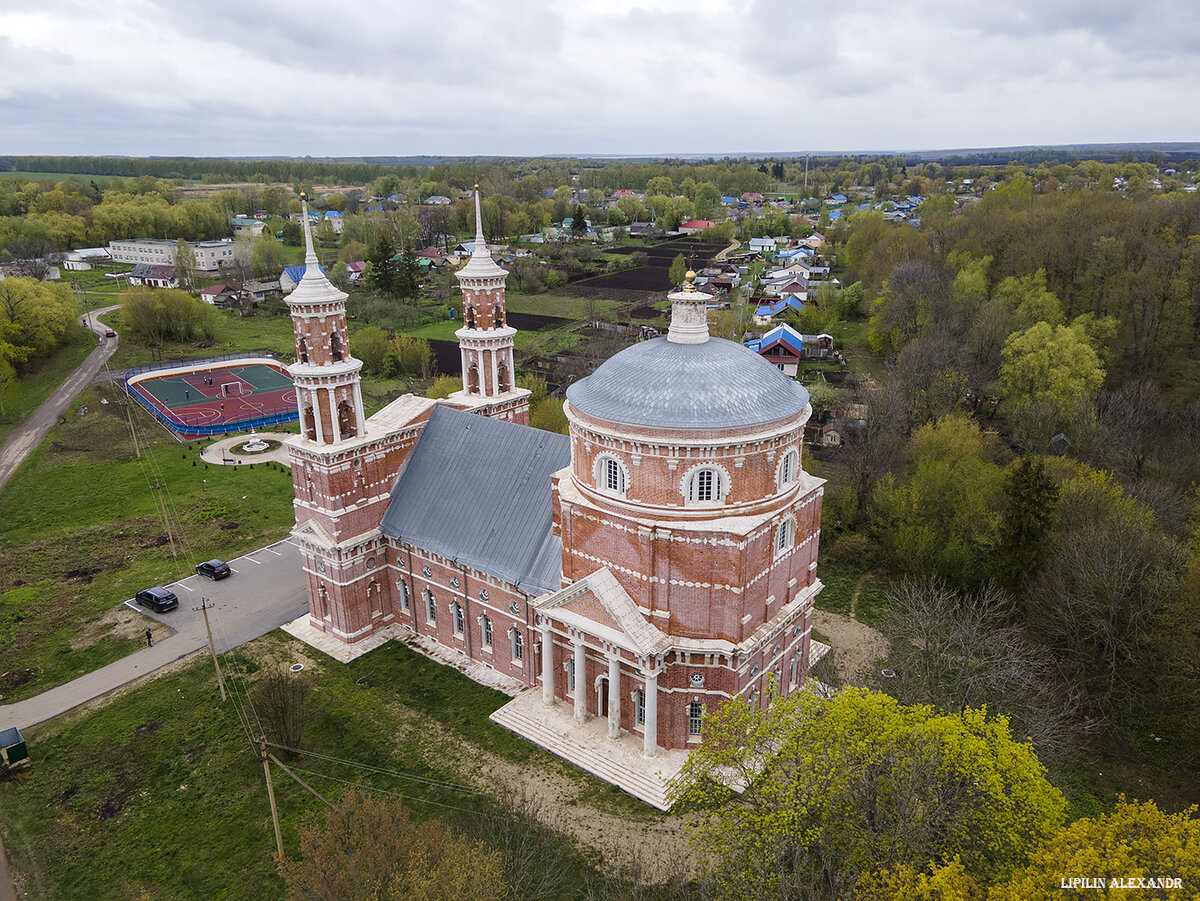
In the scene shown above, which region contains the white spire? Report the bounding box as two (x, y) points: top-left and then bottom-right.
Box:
(666, 270), (712, 344)
(286, 193), (348, 307)
(300, 194), (319, 273)
(457, 184), (506, 278)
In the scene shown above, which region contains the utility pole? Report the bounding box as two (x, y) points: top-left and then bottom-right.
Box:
(195, 597), (226, 702)
(258, 737), (285, 859)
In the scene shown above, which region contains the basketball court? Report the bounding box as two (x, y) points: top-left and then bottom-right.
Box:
(126, 358), (298, 436)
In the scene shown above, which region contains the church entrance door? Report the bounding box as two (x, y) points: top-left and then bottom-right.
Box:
(598, 677), (609, 718)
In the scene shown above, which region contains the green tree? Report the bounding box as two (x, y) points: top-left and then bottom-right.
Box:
(872, 414), (1004, 584)
(993, 799), (1200, 901)
(692, 181), (721, 220)
(992, 456), (1059, 591)
(671, 688), (1066, 900)
(367, 235), (397, 296)
(279, 219), (303, 246)
(998, 321), (1104, 416)
(174, 238), (197, 293)
(250, 235), (287, 278)
(993, 269), (1062, 328)
(646, 175), (674, 196)
(669, 253), (688, 288)
(425, 374), (461, 398)
(353, 325), (396, 376)
(392, 334), (434, 379)
(0, 277), (76, 360)
(529, 397), (568, 434)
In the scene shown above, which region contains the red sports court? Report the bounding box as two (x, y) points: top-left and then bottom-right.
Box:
(125, 357), (298, 436)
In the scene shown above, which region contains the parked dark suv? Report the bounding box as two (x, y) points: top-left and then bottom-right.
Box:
(195, 559), (231, 580)
(136, 586), (179, 613)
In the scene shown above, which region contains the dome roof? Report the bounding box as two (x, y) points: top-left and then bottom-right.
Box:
(566, 336), (810, 431)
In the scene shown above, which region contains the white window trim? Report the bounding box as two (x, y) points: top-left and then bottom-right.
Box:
(592, 453), (629, 497)
(775, 515), (796, 557)
(680, 463), (731, 507)
(775, 448), (799, 491)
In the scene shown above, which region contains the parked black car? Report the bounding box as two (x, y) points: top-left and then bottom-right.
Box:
(195, 559), (231, 580)
(136, 586), (179, 613)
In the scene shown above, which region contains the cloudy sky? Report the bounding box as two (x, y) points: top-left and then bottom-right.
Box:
(2, 0), (1198, 158)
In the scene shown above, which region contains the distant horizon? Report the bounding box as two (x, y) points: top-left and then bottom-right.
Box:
(5, 140), (1200, 167)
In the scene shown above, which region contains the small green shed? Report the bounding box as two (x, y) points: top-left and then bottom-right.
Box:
(0, 726), (29, 770)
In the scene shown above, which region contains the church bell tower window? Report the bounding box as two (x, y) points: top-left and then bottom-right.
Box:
(330, 330), (343, 362)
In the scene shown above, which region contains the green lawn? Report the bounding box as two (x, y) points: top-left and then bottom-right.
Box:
(505, 290), (621, 320)
(0, 631), (641, 900)
(0, 324), (94, 439)
(0, 383), (296, 702)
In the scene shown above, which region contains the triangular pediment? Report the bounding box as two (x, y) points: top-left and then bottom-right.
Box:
(535, 568), (671, 658)
(292, 518), (336, 550)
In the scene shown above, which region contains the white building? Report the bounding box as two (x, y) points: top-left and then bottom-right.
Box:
(108, 238), (237, 272)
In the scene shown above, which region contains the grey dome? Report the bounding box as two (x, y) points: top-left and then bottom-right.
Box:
(566, 336), (810, 430)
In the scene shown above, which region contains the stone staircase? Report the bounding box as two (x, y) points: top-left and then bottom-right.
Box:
(490, 690), (688, 811)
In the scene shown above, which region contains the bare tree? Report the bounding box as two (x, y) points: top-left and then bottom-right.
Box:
(251, 664), (312, 757)
(883, 578), (1090, 764)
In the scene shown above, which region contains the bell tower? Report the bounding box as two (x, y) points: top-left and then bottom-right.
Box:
(286, 195), (366, 443)
(446, 186), (530, 424)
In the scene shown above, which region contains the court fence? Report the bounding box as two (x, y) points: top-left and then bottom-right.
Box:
(123, 352), (299, 437)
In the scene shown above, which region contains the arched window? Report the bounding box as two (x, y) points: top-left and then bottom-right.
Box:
(424, 589), (436, 623)
(302, 406), (316, 441)
(685, 466), (727, 504)
(396, 580), (410, 611)
(466, 306), (476, 329)
(566, 658), (576, 695)
(776, 449), (799, 490)
(687, 701), (704, 735)
(635, 689), (646, 725)
(775, 516), (796, 556)
(337, 400), (356, 438)
(452, 602), (464, 635)
(511, 628), (524, 661)
(494, 306), (504, 328)
(593, 454), (628, 496)
(497, 362), (509, 392)
(481, 615), (493, 648)
(298, 336), (309, 363)
(468, 366), (480, 394)
(330, 330), (343, 362)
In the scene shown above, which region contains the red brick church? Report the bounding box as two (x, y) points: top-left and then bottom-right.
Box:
(285, 192), (826, 806)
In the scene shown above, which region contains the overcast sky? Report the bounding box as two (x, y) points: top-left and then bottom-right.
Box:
(2, 0), (1198, 158)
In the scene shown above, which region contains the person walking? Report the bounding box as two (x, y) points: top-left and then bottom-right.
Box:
(145, 629), (153, 647)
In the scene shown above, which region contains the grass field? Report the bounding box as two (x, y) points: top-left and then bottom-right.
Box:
(0, 324), (94, 440)
(0, 171), (125, 182)
(0, 630), (653, 900)
(103, 307), (299, 370)
(0, 382), (297, 702)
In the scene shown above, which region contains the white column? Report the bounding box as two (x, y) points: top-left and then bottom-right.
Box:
(607, 655), (621, 739)
(573, 638), (587, 723)
(643, 669), (658, 758)
(541, 625), (555, 706)
(329, 388), (342, 443)
(460, 346), (469, 388)
(489, 347), (499, 398)
(353, 383), (366, 434)
(311, 387), (325, 443)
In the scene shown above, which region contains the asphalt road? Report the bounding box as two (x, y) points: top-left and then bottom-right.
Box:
(0, 538), (308, 732)
(0, 305), (121, 492)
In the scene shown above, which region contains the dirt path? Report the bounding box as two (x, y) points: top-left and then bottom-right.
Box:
(812, 609), (889, 683)
(848, 569), (873, 619)
(0, 305), (120, 491)
(376, 697), (694, 881)
(713, 239), (741, 261)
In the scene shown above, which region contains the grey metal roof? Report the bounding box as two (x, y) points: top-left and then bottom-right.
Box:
(379, 405), (571, 595)
(566, 336), (810, 430)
